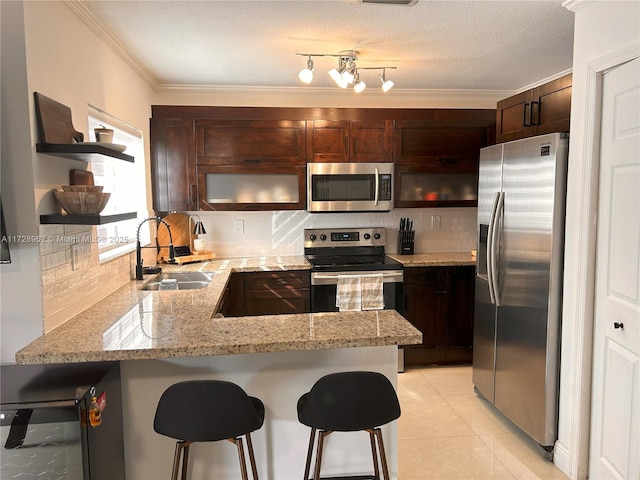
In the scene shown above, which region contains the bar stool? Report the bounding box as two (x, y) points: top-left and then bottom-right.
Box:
(154, 380), (265, 480)
(297, 371), (401, 480)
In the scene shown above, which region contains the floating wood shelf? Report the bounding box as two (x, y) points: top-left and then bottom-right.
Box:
(40, 212), (137, 225)
(36, 143), (134, 163)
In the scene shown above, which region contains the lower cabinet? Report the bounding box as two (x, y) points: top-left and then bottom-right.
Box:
(219, 270), (310, 317)
(403, 266), (475, 366)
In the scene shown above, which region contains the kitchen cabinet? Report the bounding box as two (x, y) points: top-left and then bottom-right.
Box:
(496, 73), (572, 143)
(307, 120), (393, 163)
(150, 118), (196, 212)
(394, 116), (493, 208)
(243, 270), (310, 316)
(403, 266), (475, 365)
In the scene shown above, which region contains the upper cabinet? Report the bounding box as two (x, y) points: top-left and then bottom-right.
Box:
(307, 120), (393, 162)
(150, 118), (196, 213)
(393, 111), (496, 208)
(496, 73), (572, 143)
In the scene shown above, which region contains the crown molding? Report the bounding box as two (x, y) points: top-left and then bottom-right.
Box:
(516, 68), (573, 93)
(562, 0), (595, 13)
(63, 0), (159, 90)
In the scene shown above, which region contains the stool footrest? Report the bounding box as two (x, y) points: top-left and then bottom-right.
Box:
(306, 476), (379, 480)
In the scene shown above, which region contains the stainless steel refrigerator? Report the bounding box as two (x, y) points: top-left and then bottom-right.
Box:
(473, 132), (568, 453)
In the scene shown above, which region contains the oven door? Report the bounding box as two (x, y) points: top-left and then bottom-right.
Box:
(307, 163), (393, 212)
(310, 270), (404, 314)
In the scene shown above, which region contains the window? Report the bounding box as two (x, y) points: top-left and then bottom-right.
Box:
(87, 107), (148, 262)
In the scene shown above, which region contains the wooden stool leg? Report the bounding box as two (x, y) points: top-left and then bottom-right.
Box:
(313, 431), (329, 480)
(245, 432), (259, 480)
(374, 428), (390, 480)
(234, 437), (249, 480)
(303, 428), (316, 480)
(180, 442), (191, 480)
(171, 442), (183, 480)
(367, 429), (381, 479)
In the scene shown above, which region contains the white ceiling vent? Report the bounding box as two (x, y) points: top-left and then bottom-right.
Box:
(362, 0), (418, 5)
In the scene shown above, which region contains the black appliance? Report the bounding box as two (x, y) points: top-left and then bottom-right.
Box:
(0, 362), (125, 479)
(304, 227), (404, 313)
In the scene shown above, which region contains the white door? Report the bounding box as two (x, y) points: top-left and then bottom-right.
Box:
(589, 57), (640, 480)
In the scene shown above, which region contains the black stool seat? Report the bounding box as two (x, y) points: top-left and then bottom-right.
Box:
(154, 380), (264, 480)
(297, 371), (401, 480)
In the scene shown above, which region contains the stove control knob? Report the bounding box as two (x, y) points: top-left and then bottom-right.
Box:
(374, 233), (381, 240)
(309, 234), (317, 242)
(320, 234), (327, 241)
(364, 233), (371, 240)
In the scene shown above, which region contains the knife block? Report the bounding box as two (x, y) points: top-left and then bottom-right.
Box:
(397, 230), (415, 255)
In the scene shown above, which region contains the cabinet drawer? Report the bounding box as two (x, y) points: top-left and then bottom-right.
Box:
(403, 267), (448, 289)
(244, 288), (309, 316)
(244, 271), (310, 290)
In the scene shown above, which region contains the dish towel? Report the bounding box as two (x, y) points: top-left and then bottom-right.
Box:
(361, 273), (384, 310)
(336, 275), (362, 312)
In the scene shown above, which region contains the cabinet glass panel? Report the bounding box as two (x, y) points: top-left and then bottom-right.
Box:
(399, 173), (477, 202)
(205, 174), (299, 203)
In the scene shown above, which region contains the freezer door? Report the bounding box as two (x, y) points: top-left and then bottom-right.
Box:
(477, 144), (503, 228)
(493, 133), (567, 447)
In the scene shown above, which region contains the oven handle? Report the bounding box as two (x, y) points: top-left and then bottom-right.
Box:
(311, 270), (403, 285)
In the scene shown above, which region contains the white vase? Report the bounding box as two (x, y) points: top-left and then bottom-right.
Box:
(193, 239), (206, 251)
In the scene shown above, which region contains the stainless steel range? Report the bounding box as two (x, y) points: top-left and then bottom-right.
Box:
(304, 227), (404, 313)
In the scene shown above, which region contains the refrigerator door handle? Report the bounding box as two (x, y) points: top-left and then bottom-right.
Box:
(490, 192), (505, 306)
(487, 192), (500, 304)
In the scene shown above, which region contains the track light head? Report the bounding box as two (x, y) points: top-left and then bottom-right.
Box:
(298, 56), (314, 83)
(380, 69), (395, 92)
(353, 72), (366, 93)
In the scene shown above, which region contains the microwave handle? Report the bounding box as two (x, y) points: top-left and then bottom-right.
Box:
(374, 167), (379, 206)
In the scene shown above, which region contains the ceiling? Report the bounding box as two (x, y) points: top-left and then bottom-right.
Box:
(79, 0), (575, 92)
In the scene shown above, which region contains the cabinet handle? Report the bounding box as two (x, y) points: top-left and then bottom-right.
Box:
(614, 322), (624, 330)
(523, 102), (531, 127)
(530, 101), (540, 126)
(353, 137), (357, 155)
(190, 184), (196, 204)
(344, 136), (349, 156)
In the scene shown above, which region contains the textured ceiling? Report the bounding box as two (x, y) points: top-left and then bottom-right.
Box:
(80, 0), (575, 91)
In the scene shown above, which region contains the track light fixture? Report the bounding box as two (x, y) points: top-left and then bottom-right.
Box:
(298, 56), (314, 84)
(296, 51), (396, 92)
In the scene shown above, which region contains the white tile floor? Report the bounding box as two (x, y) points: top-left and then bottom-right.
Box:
(397, 365), (569, 480)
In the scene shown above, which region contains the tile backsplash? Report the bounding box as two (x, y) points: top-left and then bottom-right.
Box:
(38, 224), (131, 333)
(189, 208), (477, 258)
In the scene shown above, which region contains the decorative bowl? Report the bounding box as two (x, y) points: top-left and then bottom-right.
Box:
(53, 191), (111, 215)
(60, 185), (104, 193)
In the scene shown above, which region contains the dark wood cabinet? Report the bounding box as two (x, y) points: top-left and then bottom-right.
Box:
(496, 73), (572, 143)
(195, 119), (307, 166)
(307, 120), (393, 162)
(219, 270), (310, 317)
(150, 118), (196, 212)
(243, 270), (310, 316)
(394, 115), (494, 208)
(403, 266), (475, 366)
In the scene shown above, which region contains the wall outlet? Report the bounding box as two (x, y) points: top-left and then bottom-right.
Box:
(234, 219), (244, 234)
(431, 215), (441, 230)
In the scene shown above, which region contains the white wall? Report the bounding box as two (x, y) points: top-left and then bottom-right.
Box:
(0, 0), (156, 362)
(555, 1), (640, 478)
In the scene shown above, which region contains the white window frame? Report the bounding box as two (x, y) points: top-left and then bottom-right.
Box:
(87, 106), (149, 262)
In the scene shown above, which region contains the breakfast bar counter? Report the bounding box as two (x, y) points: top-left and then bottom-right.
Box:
(15, 255), (421, 480)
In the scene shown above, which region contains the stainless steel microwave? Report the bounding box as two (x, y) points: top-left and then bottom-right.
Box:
(307, 162), (394, 212)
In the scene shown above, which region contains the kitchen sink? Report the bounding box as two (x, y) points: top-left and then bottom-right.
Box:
(140, 272), (213, 291)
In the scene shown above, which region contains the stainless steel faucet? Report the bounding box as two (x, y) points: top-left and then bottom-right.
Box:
(135, 216), (175, 280)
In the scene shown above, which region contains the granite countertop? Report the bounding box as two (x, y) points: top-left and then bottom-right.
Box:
(16, 255), (422, 365)
(388, 251), (476, 267)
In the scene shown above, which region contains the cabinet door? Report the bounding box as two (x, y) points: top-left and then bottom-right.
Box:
(307, 120), (394, 162)
(533, 73), (572, 136)
(307, 120), (350, 162)
(196, 119), (307, 166)
(446, 266), (475, 362)
(350, 120), (394, 162)
(221, 272), (244, 317)
(150, 118), (196, 212)
(403, 268), (449, 365)
(496, 90), (535, 143)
